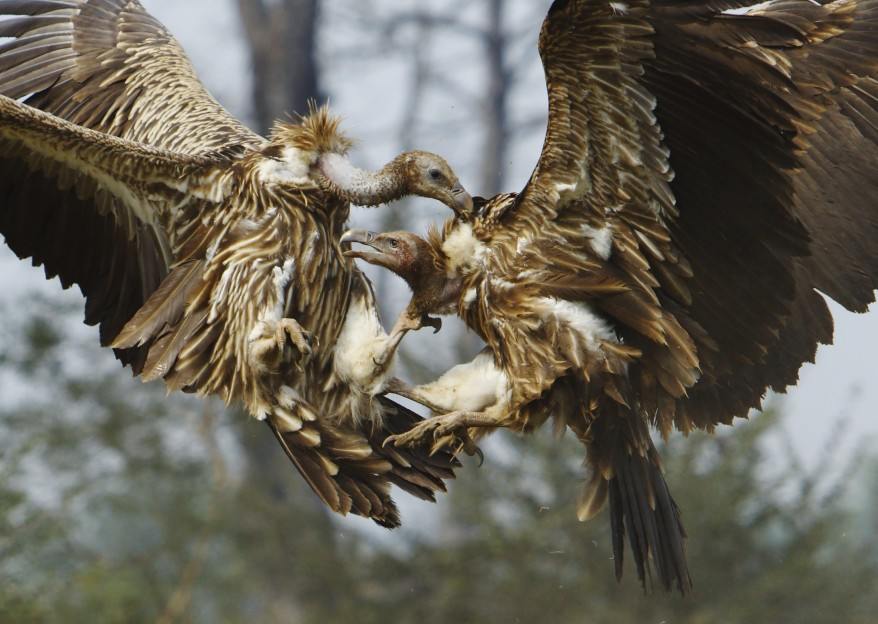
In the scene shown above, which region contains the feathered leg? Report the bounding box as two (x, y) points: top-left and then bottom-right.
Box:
(372, 308), (442, 368)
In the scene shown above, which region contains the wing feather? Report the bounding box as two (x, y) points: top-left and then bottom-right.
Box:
(0, 0), (262, 151)
(0, 94), (230, 365)
(500, 0), (878, 431)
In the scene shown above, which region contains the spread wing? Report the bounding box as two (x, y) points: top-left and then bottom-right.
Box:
(502, 0), (878, 432)
(0, 94), (232, 368)
(0, 0), (262, 151)
(0, 0), (261, 368)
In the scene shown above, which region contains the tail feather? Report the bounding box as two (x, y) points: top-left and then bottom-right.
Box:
(267, 395), (460, 529)
(609, 447), (690, 593)
(579, 395), (692, 594)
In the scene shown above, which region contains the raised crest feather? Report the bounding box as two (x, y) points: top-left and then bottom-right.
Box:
(269, 102), (354, 155)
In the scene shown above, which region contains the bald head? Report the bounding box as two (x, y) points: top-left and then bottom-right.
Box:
(341, 229), (435, 286)
(393, 151), (474, 217)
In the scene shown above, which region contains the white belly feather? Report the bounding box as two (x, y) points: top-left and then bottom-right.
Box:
(410, 349), (509, 414)
(332, 292), (395, 397)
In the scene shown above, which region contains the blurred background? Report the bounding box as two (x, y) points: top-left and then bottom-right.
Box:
(1, 1), (877, 622)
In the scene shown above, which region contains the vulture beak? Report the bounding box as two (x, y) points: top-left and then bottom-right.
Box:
(341, 229), (376, 246)
(451, 185), (474, 216)
(341, 229), (386, 264)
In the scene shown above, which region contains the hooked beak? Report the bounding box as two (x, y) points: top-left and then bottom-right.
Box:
(451, 185), (474, 216)
(340, 229), (385, 264)
(340, 229), (376, 246)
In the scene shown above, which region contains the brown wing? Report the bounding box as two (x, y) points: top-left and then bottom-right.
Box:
(0, 0), (262, 151)
(0, 0), (259, 368)
(0, 94), (231, 369)
(501, 0), (878, 432)
(269, 396), (460, 529)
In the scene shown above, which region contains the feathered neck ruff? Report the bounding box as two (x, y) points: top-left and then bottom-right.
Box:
(268, 104), (354, 156)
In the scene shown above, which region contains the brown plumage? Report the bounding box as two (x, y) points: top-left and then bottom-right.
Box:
(349, 0), (878, 591)
(0, 0), (476, 527)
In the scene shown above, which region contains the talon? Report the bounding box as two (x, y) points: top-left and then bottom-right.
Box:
(422, 315), (442, 334)
(277, 318), (313, 358)
(430, 436), (453, 456)
(464, 440), (484, 466)
(474, 447), (485, 466)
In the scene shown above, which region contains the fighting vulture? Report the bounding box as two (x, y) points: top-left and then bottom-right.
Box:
(343, 0), (878, 592)
(0, 0), (475, 527)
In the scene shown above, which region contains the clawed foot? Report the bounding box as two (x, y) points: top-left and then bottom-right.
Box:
(385, 411), (482, 461)
(250, 317), (314, 369)
(275, 318), (314, 356)
(371, 313), (443, 368)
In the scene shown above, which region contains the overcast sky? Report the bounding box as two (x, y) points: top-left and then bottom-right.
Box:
(1, 0), (875, 470)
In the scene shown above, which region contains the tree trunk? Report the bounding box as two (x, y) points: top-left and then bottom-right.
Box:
(234, 0), (334, 565)
(480, 0), (510, 196)
(237, 0), (323, 134)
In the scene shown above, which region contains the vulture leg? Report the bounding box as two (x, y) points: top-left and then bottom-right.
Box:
(384, 378), (483, 461)
(373, 309), (439, 368)
(384, 377), (449, 413)
(249, 317), (313, 371)
(276, 318), (314, 355)
(385, 408), (502, 455)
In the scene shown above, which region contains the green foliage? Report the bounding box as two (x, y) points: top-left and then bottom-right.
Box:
(1, 293), (877, 623)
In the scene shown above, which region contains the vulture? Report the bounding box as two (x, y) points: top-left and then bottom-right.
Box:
(343, 0), (878, 592)
(0, 0), (476, 527)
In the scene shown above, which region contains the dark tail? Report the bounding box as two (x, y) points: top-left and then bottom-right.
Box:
(578, 405), (691, 593)
(607, 444), (690, 593)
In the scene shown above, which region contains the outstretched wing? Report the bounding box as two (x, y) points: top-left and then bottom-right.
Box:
(503, 0), (878, 432)
(0, 94), (232, 368)
(0, 0), (262, 151)
(0, 0), (260, 368)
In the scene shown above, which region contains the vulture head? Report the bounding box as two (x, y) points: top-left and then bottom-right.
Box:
(342, 228), (460, 330)
(315, 149), (473, 216)
(391, 151), (474, 217)
(341, 228), (455, 303)
(341, 230), (433, 283)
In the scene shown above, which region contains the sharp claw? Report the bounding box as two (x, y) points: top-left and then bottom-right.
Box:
(469, 443), (485, 467)
(421, 315), (442, 334)
(429, 438), (449, 457)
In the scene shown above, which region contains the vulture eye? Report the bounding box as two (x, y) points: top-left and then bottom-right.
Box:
(428, 168), (442, 181)
(389, 239), (400, 249)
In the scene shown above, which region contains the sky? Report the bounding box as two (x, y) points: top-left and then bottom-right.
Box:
(0, 0), (875, 473)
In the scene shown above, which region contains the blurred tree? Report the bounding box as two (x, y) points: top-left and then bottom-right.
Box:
(236, 0), (323, 134)
(0, 296), (366, 622)
(1, 295), (876, 622)
(328, 414), (878, 624)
